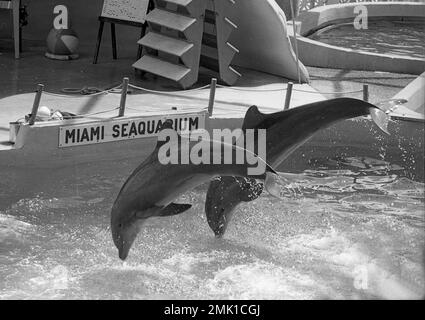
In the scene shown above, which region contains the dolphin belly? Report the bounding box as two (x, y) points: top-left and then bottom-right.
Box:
(155, 174), (214, 206)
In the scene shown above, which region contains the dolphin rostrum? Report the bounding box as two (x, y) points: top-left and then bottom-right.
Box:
(111, 120), (281, 260)
(205, 97), (390, 237)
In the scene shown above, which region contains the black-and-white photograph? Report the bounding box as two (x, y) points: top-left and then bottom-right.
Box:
(0, 0), (424, 304)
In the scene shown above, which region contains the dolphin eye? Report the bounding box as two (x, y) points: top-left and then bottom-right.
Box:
(118, 223), (122, 228)
(220, 208), (225, 213)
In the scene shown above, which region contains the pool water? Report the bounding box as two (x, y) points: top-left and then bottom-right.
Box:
(0, 156), (424, 299)
(310, 20), (425, 59)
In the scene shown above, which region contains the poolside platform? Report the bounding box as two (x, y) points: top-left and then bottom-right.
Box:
(0, 67), (325, 149)
(0, 45), (422, 181)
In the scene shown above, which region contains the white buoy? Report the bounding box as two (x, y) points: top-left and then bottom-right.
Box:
(37, 106), (52, 121)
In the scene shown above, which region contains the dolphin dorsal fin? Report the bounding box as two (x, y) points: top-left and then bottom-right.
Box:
(242, 105), (266, 130)
(158, 119), (174, 132)
(155, 119), (175, 148)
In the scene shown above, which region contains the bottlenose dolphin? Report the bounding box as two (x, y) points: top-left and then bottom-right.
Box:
(205, 97), (390, 237)
(111, 120), (280, 260)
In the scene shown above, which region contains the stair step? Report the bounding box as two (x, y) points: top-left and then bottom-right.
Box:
(133, 55), (191, 82)
(138, 32), (194, 57)
(146, 8), (196, 32)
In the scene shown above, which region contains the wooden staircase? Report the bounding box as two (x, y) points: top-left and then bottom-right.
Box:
(133, 0), (240, 89)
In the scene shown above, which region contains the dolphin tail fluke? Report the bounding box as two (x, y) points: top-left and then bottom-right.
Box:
(369, 108), (390, 135)
(369, 99), (406, 135)
(159, 203), (192, 216)
(376, 98), (408, 110)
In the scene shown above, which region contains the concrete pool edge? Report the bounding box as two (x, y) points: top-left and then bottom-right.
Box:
(289, 2), (425, 74)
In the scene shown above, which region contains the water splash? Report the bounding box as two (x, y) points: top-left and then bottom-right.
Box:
(0, 156), (423, 299)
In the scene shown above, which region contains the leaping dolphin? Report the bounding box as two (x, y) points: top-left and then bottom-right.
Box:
(110, 120), (280, 260)
(205, 97), (390, 237)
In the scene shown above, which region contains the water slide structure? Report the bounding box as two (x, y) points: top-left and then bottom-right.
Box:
(133, 0), (309, 88)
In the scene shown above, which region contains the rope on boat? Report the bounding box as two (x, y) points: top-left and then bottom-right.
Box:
(215, 84), (288, 92)
(42, 85), (122, 98)
(126, 106), (209, 112)
(40, 82), (364, 98)
(215, 84), (364, 95)
(292, 88), (364, 94)
(128, 83), (210, 94)
(62, 107), (120, 119)
(17, 107), (120, 123)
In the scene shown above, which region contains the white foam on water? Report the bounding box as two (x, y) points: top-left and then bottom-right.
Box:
(29, 265), (71, 290)
(101, 260), (202, 299)
(365, 263), (421, 300)
(0, 214), (34, 243)
(163, 251), (217, 272)
(113, 261), (192, 286)
(283, 228), (423, 299)
(0, 264), (74, 300)
(203, 261), (318, 300)
(1, 160), (423, 299)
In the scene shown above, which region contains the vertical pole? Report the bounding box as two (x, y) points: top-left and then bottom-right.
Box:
(13, 0), (20, 59)
(363, 84), (369, 102)
(28, 84), (44, 125)
(93, 19), (105, 64)
(208, 78), (217, 117)
(284, 82), (293, 110)
(111, 23), (117, 60)
(118, 77), (129, 117)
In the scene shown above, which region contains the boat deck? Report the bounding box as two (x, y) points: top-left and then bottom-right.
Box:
(0, 68), (326, 150)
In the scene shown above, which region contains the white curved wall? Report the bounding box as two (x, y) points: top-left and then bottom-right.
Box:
(230, 0), (310, 83)
(297, 2), (425, 36)
(292, 2), (425, 74)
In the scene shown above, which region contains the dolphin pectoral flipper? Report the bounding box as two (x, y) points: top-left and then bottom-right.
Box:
(159, 203), (192, 217)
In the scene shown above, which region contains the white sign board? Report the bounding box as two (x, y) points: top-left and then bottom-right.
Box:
(101, 0), (149, 23)
(59, 112), (207, 148)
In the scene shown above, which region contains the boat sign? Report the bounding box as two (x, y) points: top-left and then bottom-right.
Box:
(58, 112), (206, 148)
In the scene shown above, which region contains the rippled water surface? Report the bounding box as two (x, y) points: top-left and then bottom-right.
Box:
(0, 156), (424, 299)
(310, 20), (425, 59)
